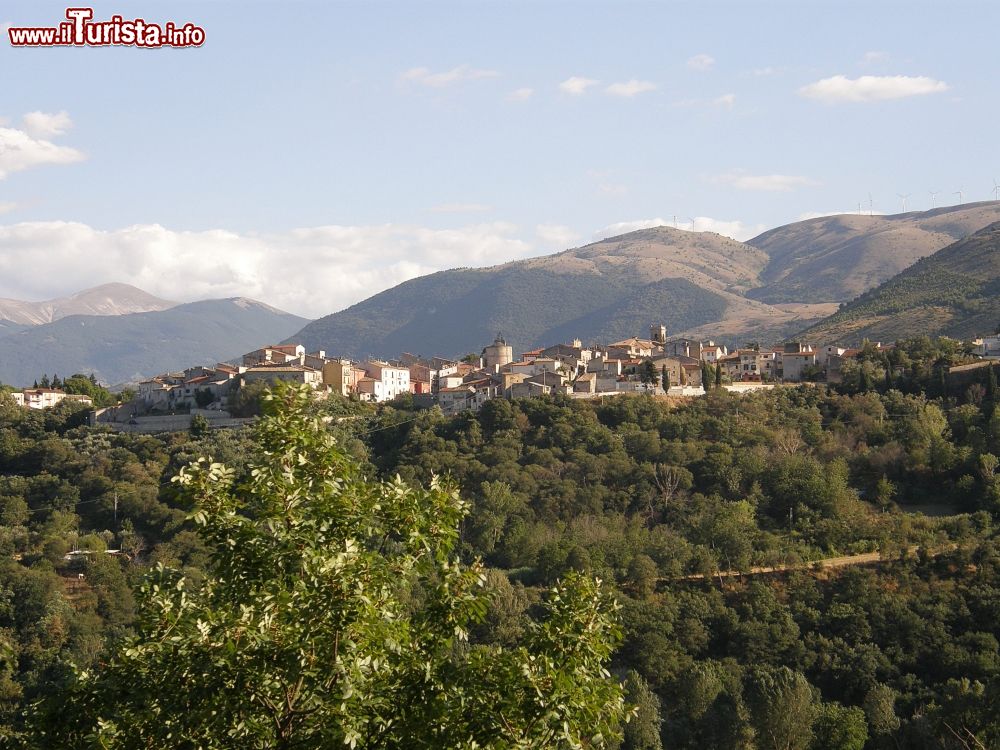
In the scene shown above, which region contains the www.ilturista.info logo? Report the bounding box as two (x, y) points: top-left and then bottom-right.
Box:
(8, 8), (205, 48)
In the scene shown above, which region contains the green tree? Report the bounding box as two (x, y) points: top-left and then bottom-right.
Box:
(743, 666), (817, 750)
(862, 683), (900, 739)
(627, 554), (659, 599)
(715, 363), (722, 388)
(34, 385), (626, 749)
(809, 702), (867, 750)
(621, 670), (663, 750)
(189, 413), (210, 438)
(661, 365), (669, 392)
(195, 388), (215, 409)
(641, 360), (657, 385)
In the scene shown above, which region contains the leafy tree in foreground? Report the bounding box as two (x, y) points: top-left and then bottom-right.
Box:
(31, 384), (626, 749)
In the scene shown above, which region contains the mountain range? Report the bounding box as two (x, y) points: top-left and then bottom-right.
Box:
(4, 202), (1000, 384)
(747, 202), (1000, 303)
(290, 202), (1000, 359)
(0, 293), (308, 387)
(797, 222), (1000, 345)
(0, 282), (175, 325)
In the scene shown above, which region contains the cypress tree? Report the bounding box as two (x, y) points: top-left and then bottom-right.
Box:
(715, 362), (722, 387)
(661, 365), (669, 392)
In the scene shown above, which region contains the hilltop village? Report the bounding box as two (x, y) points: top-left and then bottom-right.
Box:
(62, 324), (910, 430)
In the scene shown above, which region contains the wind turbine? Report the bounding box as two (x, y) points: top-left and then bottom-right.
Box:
(897, 193), (912, 213)
(955, 188), (964, 204)
(688, 217), (697, 231)
(868, 193), (874, 216)
(929, 190), (940, 208)
(993, 179), (1000, 201)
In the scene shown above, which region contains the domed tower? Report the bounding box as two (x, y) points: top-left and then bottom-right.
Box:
(483, 333), (513, 371)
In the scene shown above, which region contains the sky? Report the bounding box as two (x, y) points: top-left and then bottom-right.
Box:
(1, 0), (997, 319)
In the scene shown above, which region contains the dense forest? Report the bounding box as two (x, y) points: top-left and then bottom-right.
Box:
(3, 337), (1000, 747)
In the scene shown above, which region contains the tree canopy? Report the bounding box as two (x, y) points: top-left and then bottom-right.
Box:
(31, 385), (626, 749)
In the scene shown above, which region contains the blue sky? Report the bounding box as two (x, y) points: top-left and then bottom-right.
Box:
(1, 0), (997, 317)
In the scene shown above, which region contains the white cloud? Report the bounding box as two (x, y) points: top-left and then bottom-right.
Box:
(687, 54), (715, 71)
(593, 216), (766, 242)
(712, 170), (819, 192)
(507, 87), (534, 101)
(535, 224), (580, 249)
(593, 218), (669, 238)
(0, 202), (16, 215)
(0, 221), (539, 319)
(400, 65), (499, 87)
(429, 202), (492, 213)
(605, 79), (657, 97)
(798, 74), (948, 103)
(22, 110), (73, 138)
(559, 76), (599, 95)
(713, 93), (736, 108)
(0, 124), (85, 180)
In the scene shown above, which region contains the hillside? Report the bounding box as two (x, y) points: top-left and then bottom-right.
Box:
(289, 226), (832, 358)
(0, 298), (308, 386)
(747, 202), (1000, 303)
(0, 282), (177, 325)
(797, 222), (1000, 345)
(0, 319), (30, 336)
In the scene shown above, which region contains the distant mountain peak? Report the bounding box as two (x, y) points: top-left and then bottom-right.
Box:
(747, 201), (1000, 304)
(0, 282), (177, 325)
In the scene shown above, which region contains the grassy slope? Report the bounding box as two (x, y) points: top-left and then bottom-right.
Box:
(797, 222), (1000, 345)
(747, 202), (1000, 303)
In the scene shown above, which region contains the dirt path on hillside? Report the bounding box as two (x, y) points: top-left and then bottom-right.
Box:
(671, 545), (953, 583)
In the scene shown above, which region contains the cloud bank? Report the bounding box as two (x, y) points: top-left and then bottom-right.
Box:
(592, 216), (766, 242)
(798, 74), (948, 103)
(559, 76), (599, 95)
(0, 221), (537, 319)
(0, 111), (85, 180)
(605, 80), (657, 97)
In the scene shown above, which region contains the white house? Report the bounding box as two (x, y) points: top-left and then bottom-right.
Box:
(359, 361), (410, 402)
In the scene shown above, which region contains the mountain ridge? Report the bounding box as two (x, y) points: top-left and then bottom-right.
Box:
(0, 298), (308, 387)
(0, 282), (177, 325)
(747, 201), (1000, 303)
(795, 222), (1000, 345)
(287, 226), (828, 358)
